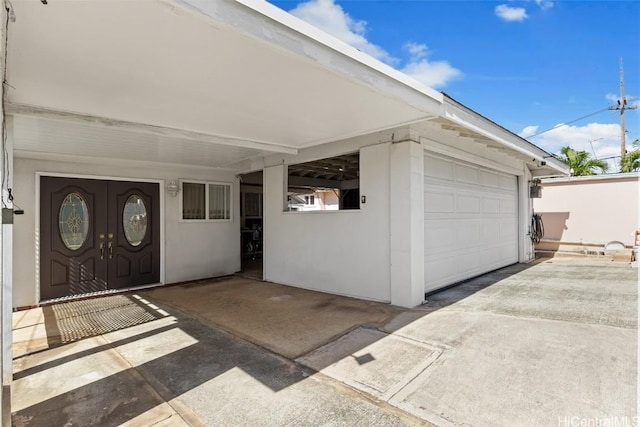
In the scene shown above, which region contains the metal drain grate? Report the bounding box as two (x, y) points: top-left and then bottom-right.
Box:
(43, 295), (165, 345)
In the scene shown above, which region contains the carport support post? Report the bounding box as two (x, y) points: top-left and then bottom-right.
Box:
(390, 139), (424, 307)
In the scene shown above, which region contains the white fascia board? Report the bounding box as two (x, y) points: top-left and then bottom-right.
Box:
(442, 97), (569, 175)
(173, 0), (442, 115)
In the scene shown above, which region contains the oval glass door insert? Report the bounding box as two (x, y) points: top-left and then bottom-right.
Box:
(59, 192), (90, 250)
(123, 195), (148, 246)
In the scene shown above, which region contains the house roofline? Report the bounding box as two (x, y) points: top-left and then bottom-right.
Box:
(440, 93), (570, 175)
(175, 0), (443, 110)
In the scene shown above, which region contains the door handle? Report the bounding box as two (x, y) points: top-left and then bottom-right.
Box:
(108, 241), (113, 259)
(99, 242), (105, 260)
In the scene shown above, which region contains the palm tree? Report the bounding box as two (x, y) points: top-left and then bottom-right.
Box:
(620, 139), (640, 173)
(558, 146), (609, 176)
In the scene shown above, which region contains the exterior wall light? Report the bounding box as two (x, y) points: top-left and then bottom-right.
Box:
(167, 181), (180, 197)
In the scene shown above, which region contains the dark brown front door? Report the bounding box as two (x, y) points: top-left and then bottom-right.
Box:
(107, 180), (160, 290)
(40, 177), (160, 300)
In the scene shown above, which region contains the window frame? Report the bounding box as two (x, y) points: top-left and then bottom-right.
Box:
(179, 179), (233, 223)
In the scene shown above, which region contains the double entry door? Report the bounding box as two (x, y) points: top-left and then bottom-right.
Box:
(40, 177), (160, 300)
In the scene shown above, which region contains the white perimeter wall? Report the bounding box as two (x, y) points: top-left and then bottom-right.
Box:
(263, 143), (391, 302)
(533, 175), (640, 248)
(13, 157), (240, 308)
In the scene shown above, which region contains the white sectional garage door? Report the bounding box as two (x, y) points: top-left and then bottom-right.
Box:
(424, 153), (519, 294)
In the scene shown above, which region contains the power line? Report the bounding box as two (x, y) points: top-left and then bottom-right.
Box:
(527, 107), (610, 139)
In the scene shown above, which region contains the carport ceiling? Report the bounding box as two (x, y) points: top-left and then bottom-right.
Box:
(6, 0), (441, 165)
(288, 153), (359, 181)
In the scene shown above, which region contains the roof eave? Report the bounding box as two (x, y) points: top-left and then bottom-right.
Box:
(441, 93), (569, 176)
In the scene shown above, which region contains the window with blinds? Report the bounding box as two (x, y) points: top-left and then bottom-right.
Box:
(209, 184), (230, 220)
(182, 181), (231, 221)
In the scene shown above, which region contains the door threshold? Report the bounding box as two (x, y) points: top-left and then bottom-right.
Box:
(37, 282), (165, 307)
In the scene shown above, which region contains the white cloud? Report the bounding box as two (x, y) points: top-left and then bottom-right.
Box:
(495, 4), (528, 22)
(400, 42), (462, 88)
(289, 0), (397, 64)
(522, 122), (624, 171)
(519, 125), (539, 138)
(288, 1), (461, 88)
(404, 42), (428, 60)
(605, 93), (619, 103)
(535, 0), (554, 10)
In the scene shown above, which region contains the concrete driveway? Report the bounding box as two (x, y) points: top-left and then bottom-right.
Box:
(12, 257), (637, 426)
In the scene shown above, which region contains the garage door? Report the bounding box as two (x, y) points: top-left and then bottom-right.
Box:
(424, 153), (519, 294)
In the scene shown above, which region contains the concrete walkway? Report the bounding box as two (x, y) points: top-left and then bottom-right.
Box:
(11, 257), (637, 426)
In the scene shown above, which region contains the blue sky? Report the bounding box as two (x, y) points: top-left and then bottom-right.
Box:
(268, 0), (640, 171)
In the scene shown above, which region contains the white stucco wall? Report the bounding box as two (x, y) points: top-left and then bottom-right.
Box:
(390, 140), (424, 307)
(533, 174), (640, 249)
(13, 157), (240, 308)
(263, 143), (391, 302)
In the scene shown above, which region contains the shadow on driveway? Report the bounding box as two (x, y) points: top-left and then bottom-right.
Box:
(13, 257), (636, 426)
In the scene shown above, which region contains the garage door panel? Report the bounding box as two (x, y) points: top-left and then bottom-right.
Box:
(500, 175), (517, 190)
(425, 156), (454, 180)
(458, 250), (481, 271)
(425, 191), (455, 213)
(424, 221), (457, 253)
(482, 198), (501, 213)
(500, 219), (518, 238)
(457, 195), (481, 213)
(425, 153), (519, 294)
(455, 164), (479, 184)
(500, 243), (519, 261)
(480, 246), (500, 266)
(426, 248), (484, 289)
(425, 255), (457, 284)
(456, 220), (481, 244)
(481, 220), (501, 242)
(500, 198), (518, 214)
(480, 170), (501, 189)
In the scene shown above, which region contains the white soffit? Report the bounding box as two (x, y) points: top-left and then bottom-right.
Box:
(440, 96), (569, 176)
(12, 115), (267, 169)
(6, 0), (441, 152)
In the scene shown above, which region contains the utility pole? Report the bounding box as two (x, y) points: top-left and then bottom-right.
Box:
(609, 58), (637, 160)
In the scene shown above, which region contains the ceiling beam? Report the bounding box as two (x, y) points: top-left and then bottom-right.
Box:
(7, 103), (299, 155)
(287, 175), (344, 189)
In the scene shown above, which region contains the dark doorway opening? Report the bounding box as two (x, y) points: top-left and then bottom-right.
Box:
(239, 172), (264, 280)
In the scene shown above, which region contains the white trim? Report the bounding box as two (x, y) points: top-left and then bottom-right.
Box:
(35, 172), (166, 302)
(422, 137), (524, 176)
(35, 175), (40, 304)
(295, 116), (437, 151)
(282, 209), (361, 215)
(15, 150), (241, 172)
(179, 179), (233, 223)
(36, 171), (164, 184)
(518, 165), (534, 262)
